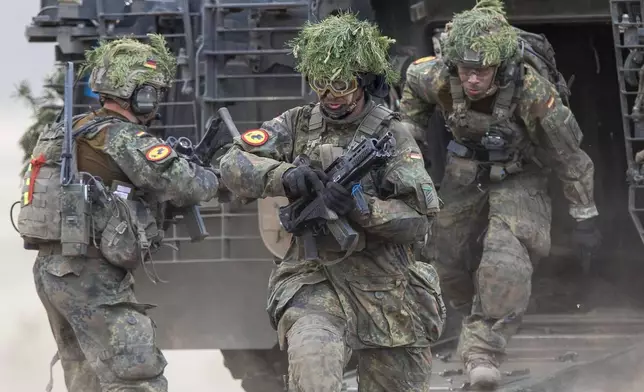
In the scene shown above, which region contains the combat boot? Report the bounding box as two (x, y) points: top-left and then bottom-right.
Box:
(465, 358), (501, 390)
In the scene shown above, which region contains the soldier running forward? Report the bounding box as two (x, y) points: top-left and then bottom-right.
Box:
(219, 13), (446, 392)
(400, 0), (601, 389)
(16, 35), (220, 392)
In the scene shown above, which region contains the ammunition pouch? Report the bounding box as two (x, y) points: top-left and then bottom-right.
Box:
(481, 130), (513, 163)
(100, 197), (160, 270)
(444, 151), (479, 187)
(446, 140), (530, 183)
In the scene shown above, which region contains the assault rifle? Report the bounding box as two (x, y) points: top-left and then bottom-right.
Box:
(164, 107), (239, 241)
(278, 132), (396, 261)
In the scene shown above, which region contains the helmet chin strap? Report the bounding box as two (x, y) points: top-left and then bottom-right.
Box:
(321, 91), (359, 119)
(136, 111), (159, 126)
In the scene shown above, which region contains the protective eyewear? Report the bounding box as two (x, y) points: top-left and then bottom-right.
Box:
(309, 78), (359, 97)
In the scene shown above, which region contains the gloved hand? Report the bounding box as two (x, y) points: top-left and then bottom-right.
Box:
(282, 166), (328, 199)
(572, 216), (602, 252)
(321, 182), (355, 215)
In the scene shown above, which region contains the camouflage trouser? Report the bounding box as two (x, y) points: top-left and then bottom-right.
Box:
(33, 244), (167, 392)
(280, 282), (432, 392)
(426, 166), (552, 367)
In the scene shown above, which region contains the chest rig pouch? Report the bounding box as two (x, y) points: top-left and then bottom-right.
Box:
(446, 64), (538, 183)
(16, 115), (123, 254)
(302, 104), (396, 264)
(99, 180), (162, 271)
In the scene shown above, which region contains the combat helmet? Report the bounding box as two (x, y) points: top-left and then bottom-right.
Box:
(442, 0), (519, 69)
(80, 34), (177, 104)
(288, 12), (398, 98)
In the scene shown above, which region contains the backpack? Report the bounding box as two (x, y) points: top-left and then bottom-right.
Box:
(515, 28), (571, 105)
(15, 114), (122, 249)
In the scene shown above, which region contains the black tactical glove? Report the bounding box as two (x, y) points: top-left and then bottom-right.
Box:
(282, 166), (328, 199)
(321, 182), (355, 215)
(572, 216), (602, 252)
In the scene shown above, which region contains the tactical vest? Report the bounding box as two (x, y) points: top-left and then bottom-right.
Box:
(306, 103), (398, 167)
(259, 104), (398, 262)
(16, 115), (124, 249)
(296, 103), (398, 263)
(446, 66), (541, 182)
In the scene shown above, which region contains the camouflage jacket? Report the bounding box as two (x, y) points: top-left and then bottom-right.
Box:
(401, 57), (598, 221)
(96, 120), (219, 207)
(219, 99), (445, 350)
(25, 108), (219, 276)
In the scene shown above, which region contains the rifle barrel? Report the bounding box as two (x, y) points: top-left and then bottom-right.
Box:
(60, 61), (74, 185)
(217, 107), (241, 139)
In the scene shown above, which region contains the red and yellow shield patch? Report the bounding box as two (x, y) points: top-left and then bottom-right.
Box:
(241, 129), (269, 146)
(145, 144), (172, 162)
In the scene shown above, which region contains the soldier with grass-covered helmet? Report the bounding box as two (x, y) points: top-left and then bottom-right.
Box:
(219, 13), (445, 391)
(19, 34), (220, 392)
(399, 0), (601, 388)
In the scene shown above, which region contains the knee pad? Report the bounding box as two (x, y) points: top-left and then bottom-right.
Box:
(287, 314), (344, 348)
(476, 257), (532, 319)
(286, 315), (346, 392)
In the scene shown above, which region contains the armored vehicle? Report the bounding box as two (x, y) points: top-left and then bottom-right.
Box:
(22, 0), (644, 390)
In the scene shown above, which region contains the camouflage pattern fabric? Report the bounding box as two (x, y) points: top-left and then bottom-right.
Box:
(34, 246), (167, 392)
(219, 98), (446, 390)
(424, 166), (551, 367)
(401, 57), (597, 220)
(284, 283), (432, 392)
(98, 120), (219, 207)
(80, 34), (176, 101)
(402, 54), (596, 370)
(31, 109), (219, 391)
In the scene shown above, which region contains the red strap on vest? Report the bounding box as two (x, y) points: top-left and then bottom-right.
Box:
(27, 154), (47, 204)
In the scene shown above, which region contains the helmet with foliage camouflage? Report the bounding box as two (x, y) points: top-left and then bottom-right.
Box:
(443, 0), (518, 68)
(79, 34), (177, 100)
(288, 12), (399, 85)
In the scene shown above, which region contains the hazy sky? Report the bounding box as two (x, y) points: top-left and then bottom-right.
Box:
(0, 3), (243, 391)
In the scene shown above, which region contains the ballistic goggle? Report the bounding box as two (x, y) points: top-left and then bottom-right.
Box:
(309, 78), (359, 97)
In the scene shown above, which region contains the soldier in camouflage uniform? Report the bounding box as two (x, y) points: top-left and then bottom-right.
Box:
(399, 0), (601, 388)
(219, 13), (446, 392)
(18, 35), (220, 391)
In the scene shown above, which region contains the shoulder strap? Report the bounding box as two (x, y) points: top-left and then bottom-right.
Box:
(492, 63), (524, 121)
(349, 104), (396, 149)
(307, 104), (324, 143)
(73, 116), (125, 138)
(356, 105), (394, 137)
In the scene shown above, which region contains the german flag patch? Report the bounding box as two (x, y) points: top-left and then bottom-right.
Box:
(546, 96), (555, 108)
(413, 56), (436, 65)
(143, 59), (157, 69)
